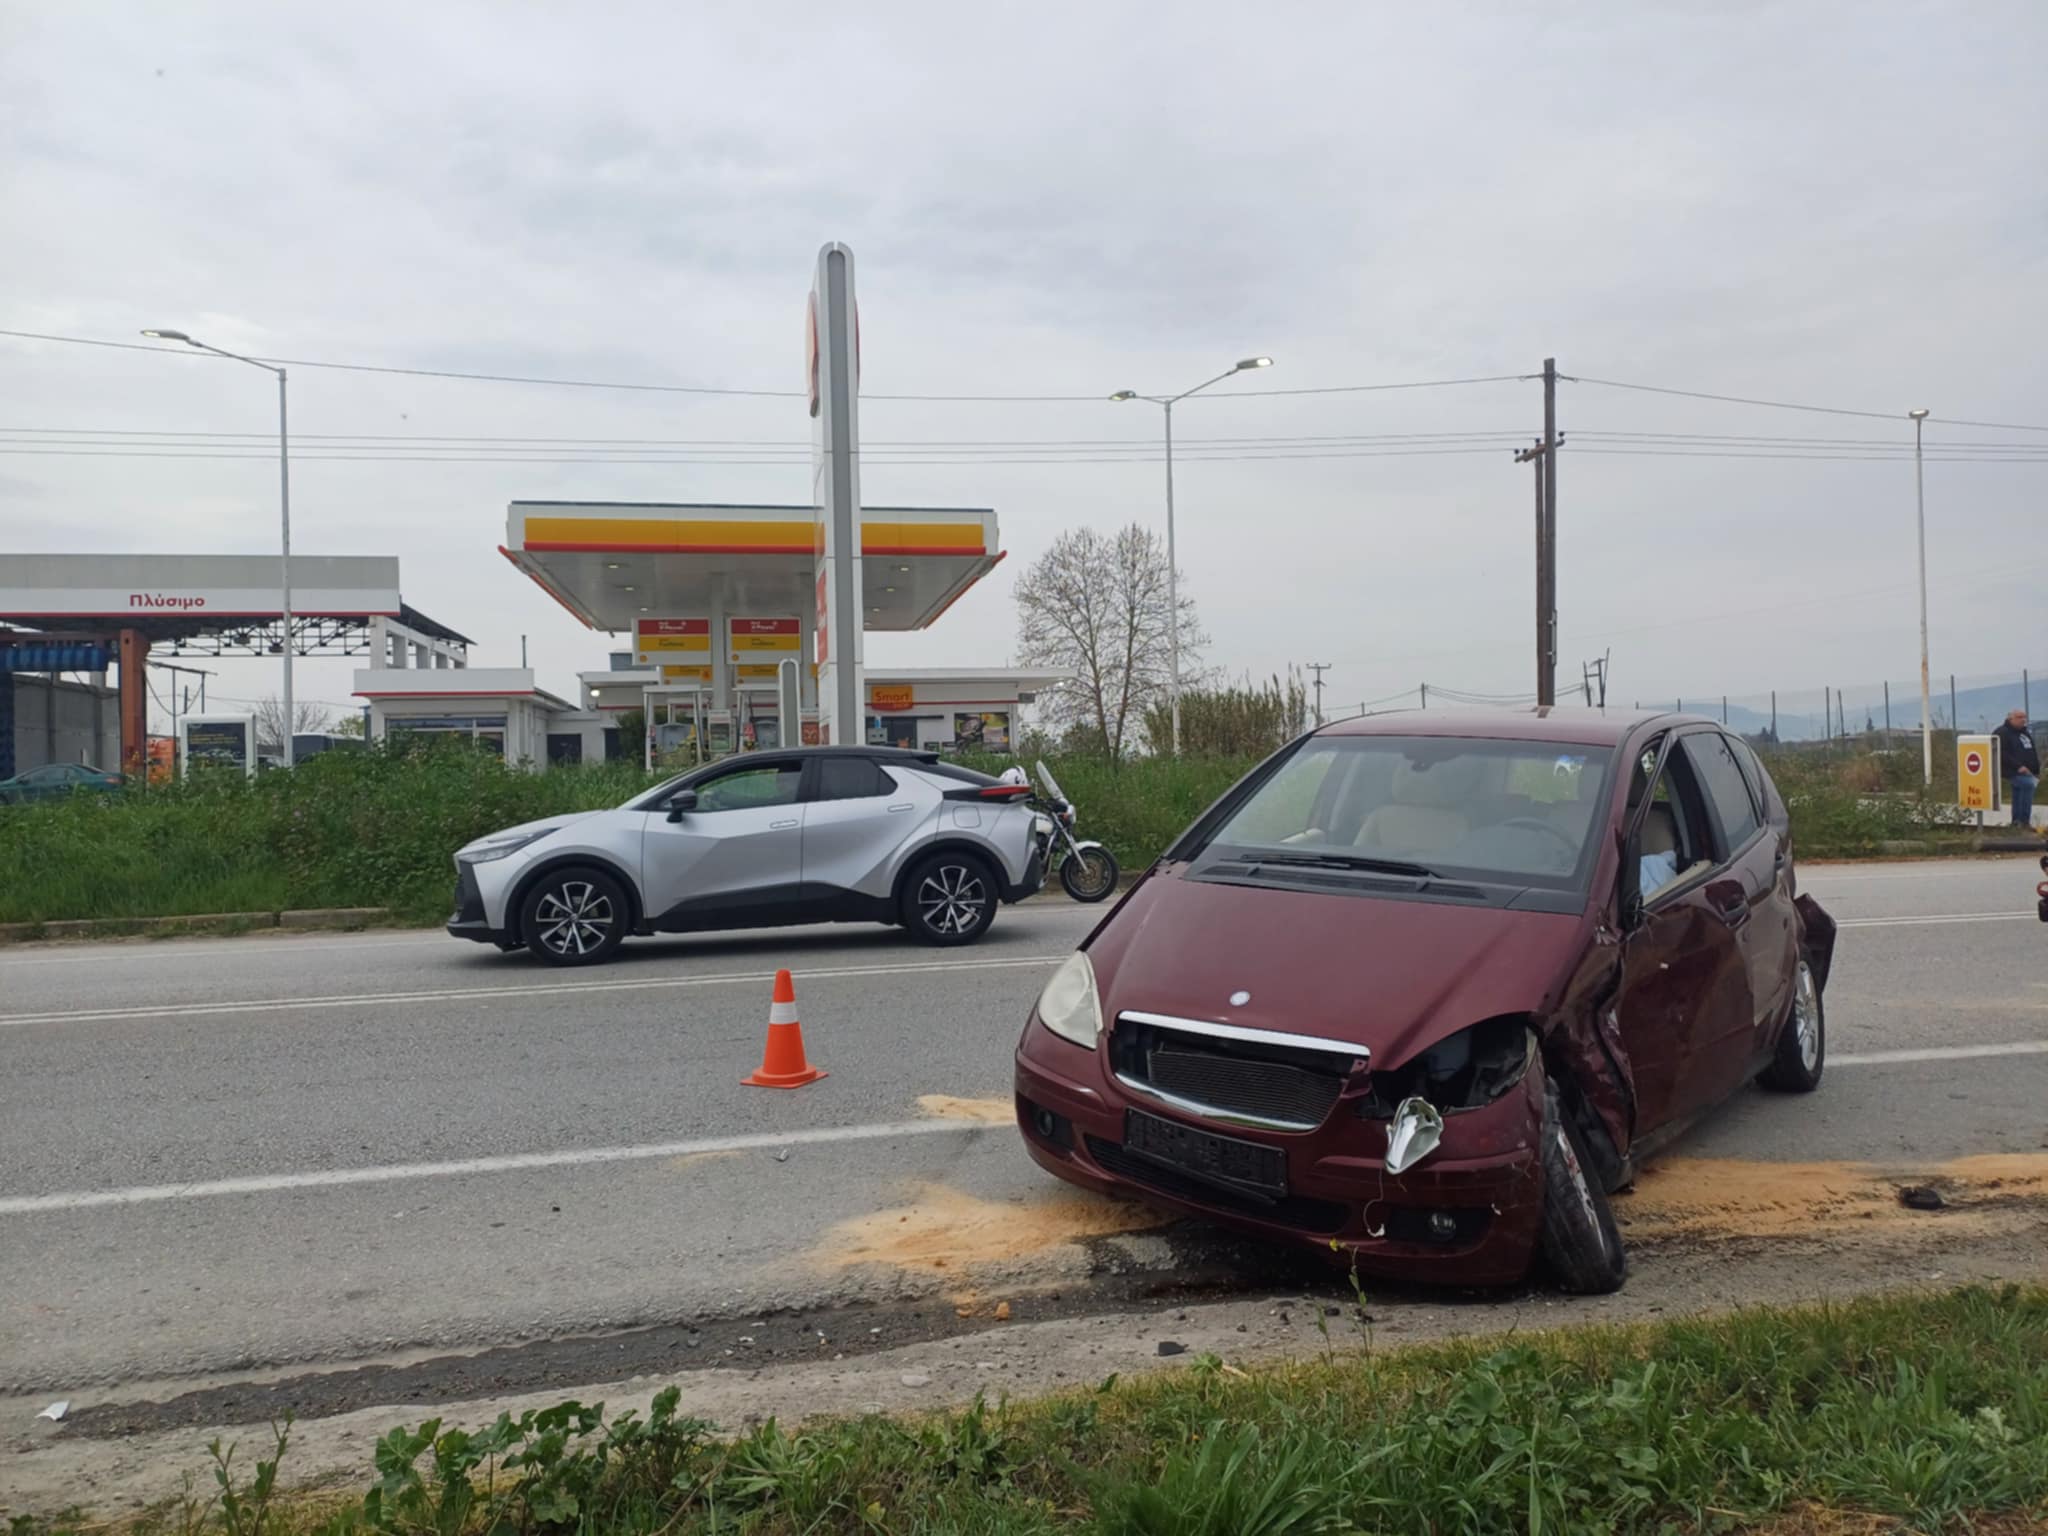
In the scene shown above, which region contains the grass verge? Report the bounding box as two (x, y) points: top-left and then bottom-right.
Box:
(18, 1285), (2048, 1534)
(0, 737), (2018, 928)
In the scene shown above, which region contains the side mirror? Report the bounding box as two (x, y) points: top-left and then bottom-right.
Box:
(664, 789), (698, 821)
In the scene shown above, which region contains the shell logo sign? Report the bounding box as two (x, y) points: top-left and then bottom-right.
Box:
(634, 617), (709, 666)
(730, 617), (800, 687)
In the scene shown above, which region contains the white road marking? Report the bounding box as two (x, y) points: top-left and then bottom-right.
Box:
(1835, 912), (2035, 929)
(0, 1118), (984, 1216)
(4, 1035), (2041, 1216)
(1831, 1040), (2048, 1067)
(0, 953), (1063, 1030)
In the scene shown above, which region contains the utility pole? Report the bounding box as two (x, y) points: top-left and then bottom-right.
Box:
(1542, 358), (1559, 705)
(1307, 662), (1330, 726)
(1580, 653), (1609, 710)
(1517, 358), (1562, 708)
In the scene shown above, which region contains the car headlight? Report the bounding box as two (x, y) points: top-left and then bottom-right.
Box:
(1356, 1017), (1533, 1117)
(1036, 951), (1102, 1049)
(457, 828), (555, 865)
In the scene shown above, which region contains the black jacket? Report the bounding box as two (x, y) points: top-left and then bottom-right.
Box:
(1993, 720), (2040, 778)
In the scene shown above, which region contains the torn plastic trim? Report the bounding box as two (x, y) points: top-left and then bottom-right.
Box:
(1384, 1096), (1445, 1175)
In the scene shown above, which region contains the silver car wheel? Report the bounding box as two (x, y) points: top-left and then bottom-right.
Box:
(1792, 959), (1821, 1072)
(534, 880), (615, 958)
(917, 863), (988, 935)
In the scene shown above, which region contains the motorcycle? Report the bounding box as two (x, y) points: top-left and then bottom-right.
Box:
(1007, 760), (1120, 902)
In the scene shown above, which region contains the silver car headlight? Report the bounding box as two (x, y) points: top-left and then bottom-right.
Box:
(1036, 951), (1102, 1049)
(457, 828), (555, 865)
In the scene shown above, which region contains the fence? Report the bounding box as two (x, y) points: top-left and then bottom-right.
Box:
(1319, 667), (2042, 745)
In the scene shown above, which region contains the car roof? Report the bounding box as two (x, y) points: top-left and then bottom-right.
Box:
(700, 745), (947, 768)
(1318, 707), (1718, 748)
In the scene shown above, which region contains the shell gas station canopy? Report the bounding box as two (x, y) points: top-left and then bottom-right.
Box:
(499, 501), (1003, 636)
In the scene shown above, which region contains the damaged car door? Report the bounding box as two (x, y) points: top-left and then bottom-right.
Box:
(1612, 733), (1757, 1145)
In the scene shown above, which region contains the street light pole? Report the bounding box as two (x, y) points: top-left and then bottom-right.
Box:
(1910, 407), (1931, 787)
(1111, 356), (1272, 755)
(143, 330), (295, 767)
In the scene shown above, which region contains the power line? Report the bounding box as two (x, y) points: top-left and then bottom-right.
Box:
(1574, 375), (2048, 434)
(0, 444), (1531, 466)
(0, 328), (1522, 405)
(0, 426), (1533, 446)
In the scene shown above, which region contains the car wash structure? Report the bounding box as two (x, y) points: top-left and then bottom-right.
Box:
(0, 552), (466, 779)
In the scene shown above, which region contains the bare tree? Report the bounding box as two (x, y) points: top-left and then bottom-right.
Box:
(1015, 523), (1205, 758)
(252, 695), (338, 748)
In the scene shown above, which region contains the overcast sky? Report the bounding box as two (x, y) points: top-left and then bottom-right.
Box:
(2, 1), (2043, 730)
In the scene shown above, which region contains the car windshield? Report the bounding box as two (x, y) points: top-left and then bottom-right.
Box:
(1196, 734), (1614, 889)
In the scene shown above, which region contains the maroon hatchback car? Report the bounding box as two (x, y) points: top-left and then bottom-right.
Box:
(1014, 711), (1835, 1293)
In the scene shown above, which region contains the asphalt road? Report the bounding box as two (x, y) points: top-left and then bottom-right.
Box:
(3, 857), (2045, 1395)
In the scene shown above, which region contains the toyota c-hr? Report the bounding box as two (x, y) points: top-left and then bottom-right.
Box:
(449, 748), (1051, 965)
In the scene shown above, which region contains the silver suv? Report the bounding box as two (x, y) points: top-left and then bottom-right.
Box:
(447, 748), (1052, 965)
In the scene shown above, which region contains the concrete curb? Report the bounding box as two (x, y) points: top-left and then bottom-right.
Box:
(0, 908), (394, 947)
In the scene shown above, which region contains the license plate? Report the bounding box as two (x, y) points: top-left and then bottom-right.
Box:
(1123, 1108), (1286, 1197)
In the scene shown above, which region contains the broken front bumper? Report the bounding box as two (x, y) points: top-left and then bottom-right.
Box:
(1014, 1018), (1546, 1287)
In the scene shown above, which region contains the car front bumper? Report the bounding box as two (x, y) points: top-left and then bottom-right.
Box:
(1014, 1014), (1545, 1287)
(446, 863), (503, 944)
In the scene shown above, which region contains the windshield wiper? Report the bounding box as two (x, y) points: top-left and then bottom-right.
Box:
(1232, 851), (1442, 880)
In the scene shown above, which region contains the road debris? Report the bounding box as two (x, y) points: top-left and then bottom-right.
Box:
(1898, 1185), (1946, 1211)
(37, 1402), (69, 1422)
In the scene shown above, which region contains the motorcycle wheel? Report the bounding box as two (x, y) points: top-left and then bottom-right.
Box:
(1059, 846), (1120, 902)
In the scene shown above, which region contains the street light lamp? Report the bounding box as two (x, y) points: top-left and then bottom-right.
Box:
(143, 328), (296, 767)
(1909, 407), (1932, 787)
(1110, 355), (1273, 754)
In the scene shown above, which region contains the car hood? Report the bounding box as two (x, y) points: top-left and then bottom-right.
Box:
(456, 810), (606, 856)
(1087, 868), (1587, 1069)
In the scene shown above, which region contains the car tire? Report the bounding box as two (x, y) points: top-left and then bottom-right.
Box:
(519, 867), (629, 967)
(1759, 958), (1825, 1093)
(901, 851), (998, 946)
(1538, 1072), (1627, 1295)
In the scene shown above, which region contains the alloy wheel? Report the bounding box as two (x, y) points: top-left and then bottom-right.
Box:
(1792, 960), (1821, 1071)
(917, 863), (988, 935)
(1556, 1122), (1607, 1248)
(534, 880), (615, 958)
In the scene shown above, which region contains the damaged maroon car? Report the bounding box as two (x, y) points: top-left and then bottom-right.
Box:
(1014, 711), (1835, 1293)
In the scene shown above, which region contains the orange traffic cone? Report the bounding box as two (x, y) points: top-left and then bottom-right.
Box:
(743, 969), (827, 1089)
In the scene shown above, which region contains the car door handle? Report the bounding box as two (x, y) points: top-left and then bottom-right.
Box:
(770, 818), (799, 830)
(888, 802), (915, 813)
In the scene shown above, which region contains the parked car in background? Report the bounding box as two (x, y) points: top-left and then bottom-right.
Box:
(1015, 710), (1836, 1294)
(0, 761), (126, 804)
(448, 746), (1052, 965)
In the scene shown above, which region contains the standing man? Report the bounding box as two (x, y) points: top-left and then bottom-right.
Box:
(1993, 708), (2040, 829)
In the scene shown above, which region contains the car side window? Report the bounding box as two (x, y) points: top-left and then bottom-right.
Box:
(1633, 745), (1713, 906)
(1728, 736), (1778, 825)
(813, 757), (895, 802)
(693, 762), (802, 813)
(1684, 732), (1761, 851)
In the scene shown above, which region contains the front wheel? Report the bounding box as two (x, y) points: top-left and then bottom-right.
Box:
(901, 853), (997, 946)
(1058, 844), (1120, 902)
(519, 867), (629, 967)
(1538, 1073), (1627, 1294)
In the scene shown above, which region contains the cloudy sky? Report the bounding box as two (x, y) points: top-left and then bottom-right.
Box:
(3, 1), (2043, 730)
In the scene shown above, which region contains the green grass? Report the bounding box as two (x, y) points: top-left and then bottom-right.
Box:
(17, 1286), (2048, 1534)
(0, 737), (2015, 930)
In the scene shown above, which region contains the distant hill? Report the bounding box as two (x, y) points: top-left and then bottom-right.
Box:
(1628, 671), (2042, 744)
